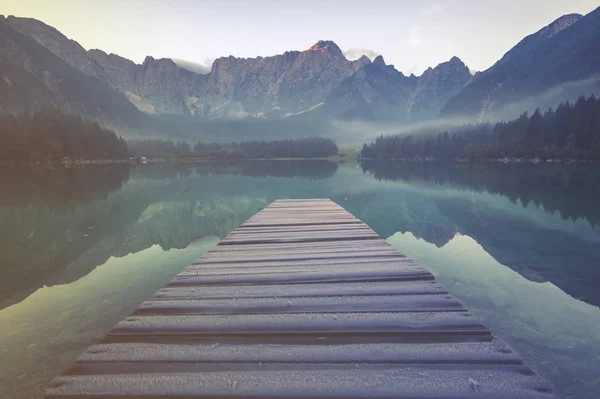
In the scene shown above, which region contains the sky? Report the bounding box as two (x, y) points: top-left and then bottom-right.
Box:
(3, 0), (599, 76)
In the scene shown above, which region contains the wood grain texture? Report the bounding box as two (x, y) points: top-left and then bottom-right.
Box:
(45, 199), (555, 398)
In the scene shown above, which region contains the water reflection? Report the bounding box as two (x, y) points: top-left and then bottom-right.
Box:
(130, 160), (338, 181)
(0, 165), (130, 207)
(0, 161), (599, 399)
(359, 161), (600, 307)
(387, 232), (600, 399)
(0, 239), (218, 399)
(0, 161), (338, 309)
(362, 160), (600, 225)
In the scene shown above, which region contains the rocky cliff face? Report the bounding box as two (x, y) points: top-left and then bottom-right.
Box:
(188, 40), (370, 118)
(409, 56), (473, 119)
(0, 15), (152, 130)
(442, 10), (600, 117)
(4, 16), (473, 122)
(323, 55), (472, 121)
(5, 16), (199, 115)
(9, 9), (597, 126)
(4, 18), (372, 118)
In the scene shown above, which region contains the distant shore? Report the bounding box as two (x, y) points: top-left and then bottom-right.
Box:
(0, 153), (356, 167)
(359, 156), (599, 164)
(0, 158), (135, 167)
(6, 154), (597, 168)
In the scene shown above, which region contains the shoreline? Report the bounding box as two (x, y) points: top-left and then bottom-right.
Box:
(360, 157), (599, 165)
(3, 156), (598, 168)
(0, 156), (350, 168)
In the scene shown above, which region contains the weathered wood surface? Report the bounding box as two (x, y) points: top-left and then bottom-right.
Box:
(45, 198), (555, 398)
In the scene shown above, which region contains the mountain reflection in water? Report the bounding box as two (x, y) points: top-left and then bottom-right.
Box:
(0, 160), (599, 399)
(360, 161), (600, 307)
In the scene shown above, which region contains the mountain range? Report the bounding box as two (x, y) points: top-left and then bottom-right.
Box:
(1, 6), (599, 139)
(442, 11), (600, 117)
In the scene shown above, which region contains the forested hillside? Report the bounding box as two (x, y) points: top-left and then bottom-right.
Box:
(0, 109), (128, 161)
(129, 137), (338, 159)
(362, 95), (600, 160)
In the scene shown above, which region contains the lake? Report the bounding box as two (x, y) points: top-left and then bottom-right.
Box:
(1, 161), (599, 399)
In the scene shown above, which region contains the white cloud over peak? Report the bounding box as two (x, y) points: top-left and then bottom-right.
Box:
(171, 58), (215, 74)
(343, 48), (380, 60)
(407, 27), (423, 47)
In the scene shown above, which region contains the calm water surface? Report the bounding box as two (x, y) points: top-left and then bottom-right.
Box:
(1, 161), (599, 399)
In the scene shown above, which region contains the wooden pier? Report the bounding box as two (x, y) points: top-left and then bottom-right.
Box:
(46, 199), (555, 398)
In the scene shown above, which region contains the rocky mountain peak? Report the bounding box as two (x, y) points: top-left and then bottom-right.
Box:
(537, 13), (582, 39)
(142, 55), (180, 69)
(7, 15), (53, 33)
(440, 57), (470, 76)
(307, 40), (343, 57)
(495, 13), (583, 68)
(421, 66), (434, 78)
(448, 56), (464, 65)
(442, 7), (599, 117)
(5, 7), (600, 129)
(423, 56), (471, 80)
(372, 55), (386, 66)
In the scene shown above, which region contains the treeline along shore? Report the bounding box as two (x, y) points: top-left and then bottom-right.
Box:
(3, 97), (600, 164)
(0, 108), (128, 162)
(0, 108), (339, 163)
(362, 95), (600, 162)
(127, 137), (339, 159)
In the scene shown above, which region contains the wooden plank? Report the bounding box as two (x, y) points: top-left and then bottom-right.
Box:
(195, 255), (406, 268)
(47, 365), (554, 398)
(203, 244), (399, 254)
(45, 199), (555, 398)
(239, 221), (363, 228)
(133, 294), (465, 315)
(101, 332), (494, 346)
(201, 247), (400, 260)
(107, 312), (489, 337)
(219, 235), (380, 245)
(75, 338), (522, 365)
(221, 232), (380, 242)
(221, 226), (379, 236)
(181, 258), (419, 273)
(167, 266), (434, 286)
(246, 216), (357, 221)
(227, 227), (377, 236)
(204, 240), (395, 254)
(152, 281), (450, 300)
(241, 220), (360, 226)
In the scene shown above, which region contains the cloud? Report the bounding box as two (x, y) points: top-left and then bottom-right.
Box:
(171, 58), (215, 74)
(343, 48), (380, 60)
(407, 27), (423, 47)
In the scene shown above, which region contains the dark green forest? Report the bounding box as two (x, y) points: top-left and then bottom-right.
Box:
(363, 95), (600, 160)
(0, 109), (337, 162)
(129, 137), (339, 159)
(127, 139), (192, 157)
(0, 109), (128, 161)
